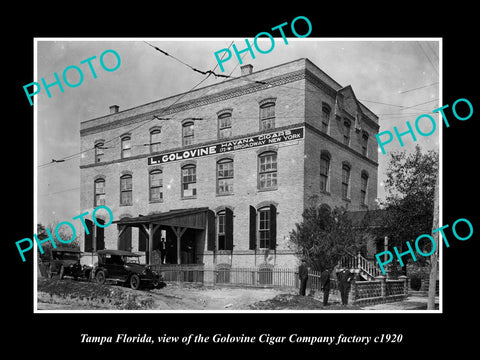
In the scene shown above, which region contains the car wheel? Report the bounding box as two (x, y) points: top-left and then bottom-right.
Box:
(59, 266), (65, 280)
(96, 270), (106, 284)
(130, 274), (141, 290)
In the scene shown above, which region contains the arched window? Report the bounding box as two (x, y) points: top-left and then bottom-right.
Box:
(258, 151), (277, 190)
(258, 207), (271, 249)
(343, 119), (351, 146)
(182, 121), (194, 146)
(362, 132), (369, 156)
(341, 163), (351, 199)
(360, 171), (369, 205)
(321, 105), (330, 133)
(95, 142), (105, 163)
(259, 102), (275, 130)
(149, 169), (163, 202)
(320, 152), (330, 193)
(218, 112), (232, 139)
(121, 136), (131, 158)
(181, 164), (197, 198)
(94, 178), (105, 207)
(217, 158), (234, 195)
(120, 174), (132, 205)
(150, 129), (161, 153)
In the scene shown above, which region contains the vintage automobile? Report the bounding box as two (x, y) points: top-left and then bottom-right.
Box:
(47, 247), (92, 280)
(93, 249), (164, 290)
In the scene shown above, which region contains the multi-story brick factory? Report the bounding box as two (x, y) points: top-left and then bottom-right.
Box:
(78, 58), (379, 270)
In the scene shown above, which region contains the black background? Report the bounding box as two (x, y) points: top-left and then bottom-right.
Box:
(7, 5), (478, 356)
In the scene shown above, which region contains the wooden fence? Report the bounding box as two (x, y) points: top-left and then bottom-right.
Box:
(150, 264), (409, 305)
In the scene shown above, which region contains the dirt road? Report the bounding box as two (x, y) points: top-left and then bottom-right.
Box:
(37, 278), (291, 311)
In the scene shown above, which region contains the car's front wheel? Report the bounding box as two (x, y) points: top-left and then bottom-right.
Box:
(96, 270), (106, 284)
(130, 274), (141, 290)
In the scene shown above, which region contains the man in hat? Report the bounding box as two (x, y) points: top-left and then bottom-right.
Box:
(298, 259), (309, 296)
(337, 267), (354, 305)
(320, 267), (331, 306)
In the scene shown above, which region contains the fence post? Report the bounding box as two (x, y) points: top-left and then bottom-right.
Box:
(398, 275), (408, 297)
(375, 275), (386, 301)
(252, 269), (257, 287)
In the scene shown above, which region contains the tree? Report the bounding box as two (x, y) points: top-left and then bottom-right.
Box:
(37, 221), (80, 259)
(377, 144), (438, 267)
(289, 206), (366, 272)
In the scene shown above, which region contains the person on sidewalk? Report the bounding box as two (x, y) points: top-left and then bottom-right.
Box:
(320, 268), (331, 306)
(337, 267), (354, 305)
(298, 259), (309, 296)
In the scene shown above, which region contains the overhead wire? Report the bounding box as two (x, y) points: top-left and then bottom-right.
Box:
(39, 41), (439, 170)
(38, 41), (236, 170)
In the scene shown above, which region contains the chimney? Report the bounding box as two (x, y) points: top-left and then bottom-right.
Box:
(240, 64), (253, 76)
(109, 105), (119, 114)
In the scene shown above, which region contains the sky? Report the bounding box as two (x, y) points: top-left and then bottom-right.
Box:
(35, 38), (440, 227)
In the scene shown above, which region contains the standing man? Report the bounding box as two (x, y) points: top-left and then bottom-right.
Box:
(320, 267), (331, 306)
(298, 259), (309, 296)
(337, 267), (354, 305)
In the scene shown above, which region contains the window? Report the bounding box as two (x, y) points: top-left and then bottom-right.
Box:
(343, 119), (351, 146)
(149, 169), (163, 202)
(342, 164), (350, 199)
(150, 129), (161, 153)
(95, 142), (104, 163)
(182, 122), (194, 146)
(321, 106), (330, 133)
(120, 174), (132, 205)
(121, 136), (131, 158)
(259, 102), (275, 130)
(182, 164), (197, 197)
(258, 207), (271, 249)
(360, 172), (369, 205)
(217, 159), (234, 195)
(217, 211), (226, 250)
(258, 152), (277, 190)
(218, 113), (232, 139)
(320, 153), (330, 192)
(362, 132), (369, 156)
(249, 204), (276, 251)
(94, 178), (105, 206)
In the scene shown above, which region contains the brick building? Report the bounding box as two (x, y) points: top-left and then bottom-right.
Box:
(79, 58), (379, 269)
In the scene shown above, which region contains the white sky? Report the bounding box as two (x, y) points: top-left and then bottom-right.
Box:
(35, 38), (440, 227)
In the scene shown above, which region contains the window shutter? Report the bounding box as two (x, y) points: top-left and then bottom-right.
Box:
(207, 210), (216, 251)
(138, 227), (147, 252)
(84, 219), (93, 252)
(269, 204), (277, 250)
(225, 208), (234, 250)
(96, 220), (105, 250)
(249, 206), (257, 250)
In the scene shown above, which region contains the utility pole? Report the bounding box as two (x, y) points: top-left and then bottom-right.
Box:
(428, 175), (439, 310)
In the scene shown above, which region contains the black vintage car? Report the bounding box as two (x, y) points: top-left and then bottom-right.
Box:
(47, 247), (92, 280)
(94, 249), (163, 290)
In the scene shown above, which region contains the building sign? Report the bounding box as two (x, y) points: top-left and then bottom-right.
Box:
(148, 127), (304, 165)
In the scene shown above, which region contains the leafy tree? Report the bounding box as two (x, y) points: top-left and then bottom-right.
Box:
(376, 144), (438, 266)
(289, 206), (366, 272)
(36, 221), (80, 260)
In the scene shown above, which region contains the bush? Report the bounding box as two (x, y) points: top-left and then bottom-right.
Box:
(410, 275), (421, 291)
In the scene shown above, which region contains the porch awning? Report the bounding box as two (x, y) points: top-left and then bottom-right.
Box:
(112, 207), (210, 230)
